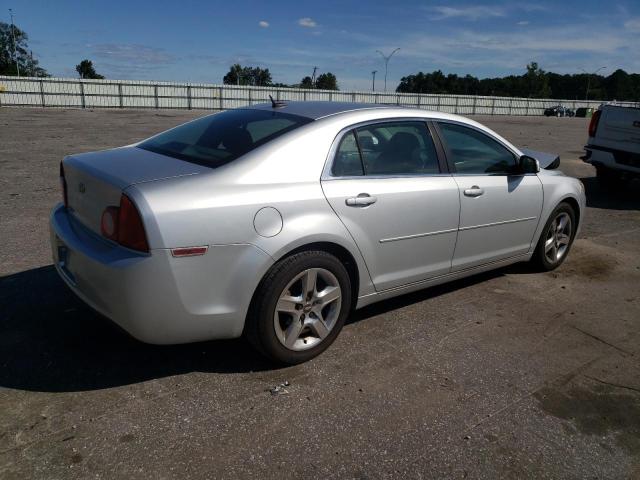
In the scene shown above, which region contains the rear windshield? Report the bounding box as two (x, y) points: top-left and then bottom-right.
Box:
(138, 109), (312, 167)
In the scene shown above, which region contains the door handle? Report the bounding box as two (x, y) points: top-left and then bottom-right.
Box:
(346, 193), (377, 207)
(463, 186), (484, 197)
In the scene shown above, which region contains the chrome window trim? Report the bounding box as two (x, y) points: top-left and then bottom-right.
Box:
(321, 117), (446, 180)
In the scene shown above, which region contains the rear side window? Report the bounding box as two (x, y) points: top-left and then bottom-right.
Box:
(331, 121), (440, 177)
(332, 131), (364, 176)
(437, 122), (516, 174)
(138, 109), (312, 168)
(356, 122), (439, 175)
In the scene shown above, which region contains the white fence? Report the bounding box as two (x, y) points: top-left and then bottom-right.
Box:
(0, 75), (631, 116)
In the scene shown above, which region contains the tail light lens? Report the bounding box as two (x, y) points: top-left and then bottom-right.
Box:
(60, 162), (68, 208)
(100, 194), (149, 253)
(588, 110), (601, 138)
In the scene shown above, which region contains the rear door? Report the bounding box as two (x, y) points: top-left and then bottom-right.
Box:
(435, 121), (543, 271)
(321, 120), (460, 292)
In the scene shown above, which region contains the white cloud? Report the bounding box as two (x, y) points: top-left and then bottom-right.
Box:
(517, 21), (530, 26)
(428, 5), (506, 21)
(298, 17), (317, 28)
(258, 21), (269, 28)
(624, 18), (640, 31)
(91, 44), (174, 64)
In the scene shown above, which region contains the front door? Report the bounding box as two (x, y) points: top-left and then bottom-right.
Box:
(321, 121), (460, 291)
(436, 121), (543, 271)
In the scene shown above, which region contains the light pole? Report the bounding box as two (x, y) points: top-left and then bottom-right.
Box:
(371, 70), (377, 91)
(579, 67), (606, 101)
(375, 48), (400, 92)
(9, 8), (20, 76)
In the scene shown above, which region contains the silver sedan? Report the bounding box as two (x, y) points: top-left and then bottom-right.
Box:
(50, 102), (585, 363)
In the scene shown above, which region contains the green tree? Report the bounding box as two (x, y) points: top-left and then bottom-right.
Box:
(223, 64), (272, 86)
(299, 76), (314, 89)
(315, 72), (338, 90)
(0, 21), (48, 76)
(524, 62), (550, 98)
(75, 59), (104, 79)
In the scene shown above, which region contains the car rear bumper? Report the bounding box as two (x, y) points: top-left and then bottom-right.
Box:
(50, 203), (273, 344)
(582, 145), (640, 174)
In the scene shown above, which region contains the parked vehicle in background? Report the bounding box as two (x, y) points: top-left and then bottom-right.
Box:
(575, 107), (594, 118)
(544, 105), (575, 117)
(582, 103), (640, 188)
(50, 102), (586, 364)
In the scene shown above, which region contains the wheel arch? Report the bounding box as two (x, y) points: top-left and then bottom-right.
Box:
(269, 241), (362, 312)
(559, 195), (581, 231)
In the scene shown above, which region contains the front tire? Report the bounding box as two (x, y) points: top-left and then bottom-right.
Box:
(531, 202), (576, 271)
(245, 251), (352, 364)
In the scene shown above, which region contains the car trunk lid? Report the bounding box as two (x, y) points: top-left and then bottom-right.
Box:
(63, 146), (209, 235)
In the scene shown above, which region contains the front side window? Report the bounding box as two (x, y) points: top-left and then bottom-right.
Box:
(138, 109), (312, 168)
(437, 122), (516, 174)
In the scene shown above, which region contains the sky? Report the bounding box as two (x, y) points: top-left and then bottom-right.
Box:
(3, 0), (640, 90)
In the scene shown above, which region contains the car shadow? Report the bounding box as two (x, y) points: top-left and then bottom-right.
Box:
(580, 176), (640, 210)
(1, 263), (522, 393)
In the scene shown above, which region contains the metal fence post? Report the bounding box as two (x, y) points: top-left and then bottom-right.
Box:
(39, 79), (45, 107)
(454, 96), (459, 114)
(79, 81), (85, 109)
(437, 95), (441, 111)
(525, 99), (529, 116)
(219, 86), (223, 111)
(187, 85), (192, 110)
(491, 98), (495, 115)
(154, 85), (159, 109)
(118, 83), (123, 108)
(508, 98), (513, 115)
(417, 95), (421, 109)
(472, 96), (476, 115)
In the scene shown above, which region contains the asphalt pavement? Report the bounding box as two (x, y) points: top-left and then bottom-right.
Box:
(1, 108), (639, 479)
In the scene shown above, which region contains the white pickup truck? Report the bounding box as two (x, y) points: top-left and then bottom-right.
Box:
(582, 104), (640, 188)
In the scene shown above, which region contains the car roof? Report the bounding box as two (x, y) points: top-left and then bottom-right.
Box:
(246, 101), (395, 120)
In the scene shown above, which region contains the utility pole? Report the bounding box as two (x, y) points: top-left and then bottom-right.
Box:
(9, 8), (20, 76)
(579, 67), (606, 100)
(311, 66), (318, 88)
(371, 70), (377, 91)
(376, 48), (400, 92)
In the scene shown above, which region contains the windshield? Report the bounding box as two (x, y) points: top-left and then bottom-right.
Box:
(138, 109), (312, 168)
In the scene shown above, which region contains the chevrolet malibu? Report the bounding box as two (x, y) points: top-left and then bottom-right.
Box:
(51, 102), (585, 364)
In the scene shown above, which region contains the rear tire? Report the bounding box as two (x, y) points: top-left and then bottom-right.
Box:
(245, 251), (352, 364)
(531, 202), (576, 271)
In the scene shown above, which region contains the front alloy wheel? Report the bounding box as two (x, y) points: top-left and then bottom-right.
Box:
(532, 202), (576, 271)
(543, 212), (572, 264)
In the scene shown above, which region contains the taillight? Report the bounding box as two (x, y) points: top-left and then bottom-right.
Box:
(60, 162), (68, 208)
(100, 194), (149, 253)
(117, 194), (149, 252)
(588, 110), (601, 138)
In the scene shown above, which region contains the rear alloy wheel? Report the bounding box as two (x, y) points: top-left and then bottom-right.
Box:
(246, 251), (351, 364)
(532, 203), (576, 271)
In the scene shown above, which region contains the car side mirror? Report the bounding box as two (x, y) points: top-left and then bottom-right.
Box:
(519, 155), (540, 174)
